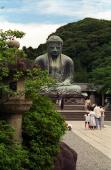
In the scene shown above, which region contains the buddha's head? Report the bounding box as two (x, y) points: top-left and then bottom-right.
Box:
(47, 35), (63, 59)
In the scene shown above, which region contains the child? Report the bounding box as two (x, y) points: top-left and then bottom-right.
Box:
(84, 112), (90, 129)
(89, 107), (96, 129)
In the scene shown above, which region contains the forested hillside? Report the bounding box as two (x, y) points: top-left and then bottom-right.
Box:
(23, 18), (111, 84)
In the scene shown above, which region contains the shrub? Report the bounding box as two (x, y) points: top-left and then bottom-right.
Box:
(0, 121), (28, 170)
(23, 96), (66, 170)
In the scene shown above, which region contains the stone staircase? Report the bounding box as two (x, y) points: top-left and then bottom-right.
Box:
(105, 111), (111, 121)
(57, 104), (85, 121)
(56, 103), (111, 121)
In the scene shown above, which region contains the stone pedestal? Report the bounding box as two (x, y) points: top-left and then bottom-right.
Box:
(0, 99), (32, 143)
(64, 95), (85, 105)
(0, 79), (32, 143)
(8, 113), (22, 143)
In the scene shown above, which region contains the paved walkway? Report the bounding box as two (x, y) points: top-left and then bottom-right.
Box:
(63, 121), (111, 170)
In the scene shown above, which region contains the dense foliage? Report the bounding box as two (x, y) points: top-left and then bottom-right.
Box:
(0, 121), (28, 170)
(23, 18), (111, 93)
(0, 30), (29, 170)
(90, 66), (111, 94)
(23, 96), (66, 170)
(23, 65), (65, 170)
(0, 29), (27, 101)
(51, 18), (111, 85)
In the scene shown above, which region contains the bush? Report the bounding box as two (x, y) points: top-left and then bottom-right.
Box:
(23, 96), (66, 170)
(0, 121), (28, 170)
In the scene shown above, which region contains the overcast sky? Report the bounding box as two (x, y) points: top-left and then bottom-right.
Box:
(0, 0), (111, 48)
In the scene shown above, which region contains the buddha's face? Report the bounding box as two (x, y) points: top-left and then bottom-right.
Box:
(47, 42), (62, 59)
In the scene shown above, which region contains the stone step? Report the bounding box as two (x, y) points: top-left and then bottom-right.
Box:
(57, 110), (111, 121)
(58, 110), (85, 121)
(64, 102), (84, 105)
(105, 111), (111, 121)
(56, 105), (85, 110)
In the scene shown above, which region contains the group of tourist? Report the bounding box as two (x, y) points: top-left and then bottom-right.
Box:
(84, 98), (105, 130)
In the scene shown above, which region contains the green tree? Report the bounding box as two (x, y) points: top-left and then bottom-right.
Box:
(0, 121), (28, 170)
(90, 66), (111, 94)
(0, 29), (26, 99)
(23, 96), (65, 170)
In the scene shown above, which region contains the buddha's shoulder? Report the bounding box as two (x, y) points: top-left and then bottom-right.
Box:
(35, 53), (47, 62)
(61, 54), (73, 63)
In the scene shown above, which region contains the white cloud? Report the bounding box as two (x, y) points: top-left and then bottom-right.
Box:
(37, 0), (111, 19)
(37, 0), (83, 17)
(91, 11), (111, 20)
(1, 0), (111, 20)
(1, 0), (111, 24)
(1, 0), (111, 50)
(0, 21), (62, 48)
(81, 0), (111, 20)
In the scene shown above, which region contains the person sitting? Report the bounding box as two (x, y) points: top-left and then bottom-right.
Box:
(35, 35), (74, 84)
(35, 35), (81, 95)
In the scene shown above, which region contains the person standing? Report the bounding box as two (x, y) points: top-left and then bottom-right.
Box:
(94, 104), (102, 129)
(56, 92), (60, 104)
(100, 106), (105, 128)
(89, 107), (96, 129)
(84, 97), (91, 111)
(60, 95), (64, 110)
(84, 112), (90, 129)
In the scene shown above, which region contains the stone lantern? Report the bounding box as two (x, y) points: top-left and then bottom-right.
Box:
(0, 79), (32, 143)
(2, 80), (32, 143)
(0, 40), (32, 143)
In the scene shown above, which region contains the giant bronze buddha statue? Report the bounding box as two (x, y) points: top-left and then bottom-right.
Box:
(35, 35), (81, 95)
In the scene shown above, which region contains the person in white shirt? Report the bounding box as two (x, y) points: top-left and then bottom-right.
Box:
(89, 107), (96, 129)
(84, 112), (90, 129)
(94, 104), (101, 129)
